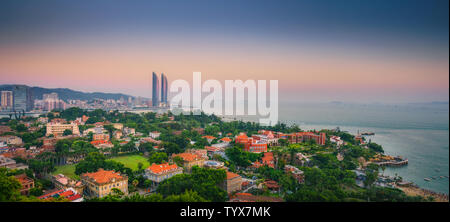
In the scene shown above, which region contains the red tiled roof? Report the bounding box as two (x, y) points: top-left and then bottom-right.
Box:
(205, 146), (221, 152)
(147, 163), (180, 174)
(38, 189), (65, 199)
(82, 169), (124, 184)
(173, 153), (202, 162)
(202, 135), (216, 139)
(220, 137), (232, 142)
(67, 194), (82, 201)
(59, 190), (74, 198)
(226, 171), (240, 180)
(90, 140), (112, 145)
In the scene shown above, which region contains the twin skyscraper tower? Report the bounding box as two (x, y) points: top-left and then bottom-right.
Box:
(152, 72), (168, 107)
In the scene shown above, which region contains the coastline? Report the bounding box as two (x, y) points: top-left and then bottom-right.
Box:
(395, 185), (449, 202)
(219, 115), (449, 195)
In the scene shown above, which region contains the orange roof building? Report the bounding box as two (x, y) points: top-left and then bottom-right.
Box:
(14, 174), (34, 195)
(145, 163), (183, 185)
(221, 171), (242, 193)
(81, 169), (128, 198)
(172, 152), (207, 173)
(220, 137), (232, 143)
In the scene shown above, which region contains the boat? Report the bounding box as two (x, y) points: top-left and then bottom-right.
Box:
(435, 168), (440, 172)
(424, 178), (431, 181)
(361, 131), (375, 136)
(432, 176), (437, 179)
(440, 176), (444, 179)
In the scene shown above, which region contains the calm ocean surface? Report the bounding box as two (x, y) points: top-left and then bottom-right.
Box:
(235, 102), (449, 194)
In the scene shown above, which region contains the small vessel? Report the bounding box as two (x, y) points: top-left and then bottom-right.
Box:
(361, 131), (375, 135)
(424, 178), (431, 181)
(440, 176), (444, 179)
(435, 168), (440, 172)
(432, 176), (437, 179)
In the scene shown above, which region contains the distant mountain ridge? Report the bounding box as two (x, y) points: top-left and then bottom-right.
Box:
(0, 84), (136, 101)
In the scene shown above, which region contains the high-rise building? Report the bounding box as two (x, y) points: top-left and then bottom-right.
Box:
(152, 72), (160, 107)
(12, 85), (33, 112)
(160, 73), (168, 105)
(1, 91), (13, 109)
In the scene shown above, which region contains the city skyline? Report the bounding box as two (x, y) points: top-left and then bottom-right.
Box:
(0, 0), (448, 103)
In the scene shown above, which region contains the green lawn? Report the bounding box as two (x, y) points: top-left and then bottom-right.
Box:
(52, 164), (79, 180)
(110, 155), (150, 170)
(53, 154), (149, 180)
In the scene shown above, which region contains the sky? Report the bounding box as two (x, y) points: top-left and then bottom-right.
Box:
(0, 0), (448, 103)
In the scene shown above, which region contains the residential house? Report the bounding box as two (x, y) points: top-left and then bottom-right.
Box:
(81, 169), (128, 198)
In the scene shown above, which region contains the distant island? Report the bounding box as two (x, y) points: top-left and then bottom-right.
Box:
(0, 84), (138, 102)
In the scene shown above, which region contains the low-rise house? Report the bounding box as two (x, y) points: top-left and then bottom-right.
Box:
(38, 188), (83, 202)
(93, 133), (110, 141)
(221, 171), (242, 193)
(284, 165), (305, 183)
(330, 136), (344, 146)
(263, 180), (280, 192)
(355, 134), (365, 144)
(52, 174), (85, 194)
(113, 130), (123, 139)
(149, 131), (161, 139)
(90, 140), (114, 149)
(83, 126), (106, 136)
(140, 137), (161, 144)
(219, 137), (232, 144)
(295, 153), (311, 166)
(203, 160), (227, 170)
(144, 163), (183, 189)
(202, 135), (216, 143)
(81, 168), (128, 198)
(112, 123), (123, 131)
(250, 152), (274, 169)
(15, 174), (34, 195)
(172, 152), (207, 173)
(0, 135), (23, 145)
(205, 146), (226, 159)
(185, 149), (208, 159)
(211, 142), (230, 149)
(123, 127), (135, 136)
(0, 156), (28, 170)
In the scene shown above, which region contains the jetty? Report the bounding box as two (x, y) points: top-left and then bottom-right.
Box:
(371, 155), (408, 167)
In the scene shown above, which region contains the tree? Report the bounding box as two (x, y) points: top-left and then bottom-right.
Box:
(279, 139), (288, 147)
(132, 179), (139, 188)
(0, 168), (22, 201)
(157, 166), (227, 202)
(148, 152), (168, 164)
(139, 142), (154, 153)
(173, 156), (184, 167)
(364, 164), (379, 189)
(137, 162), (144, 171)
(63, 129), (73, 136)
(161, 142), (182, 155)
(29, 187), (43, 197)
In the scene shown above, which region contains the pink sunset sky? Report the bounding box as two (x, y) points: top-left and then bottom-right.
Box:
(0, 1), (448, 103)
